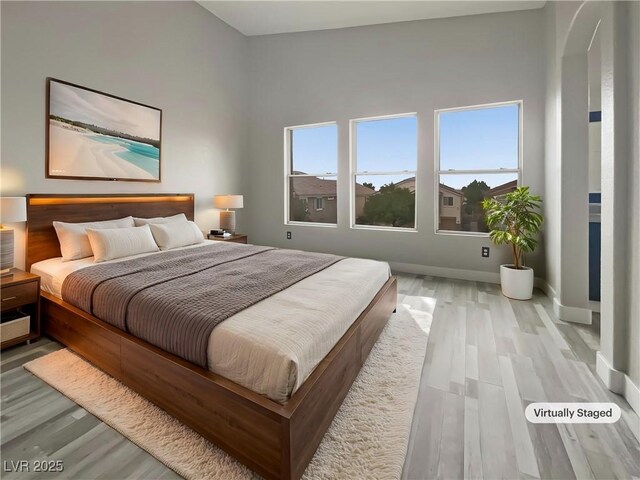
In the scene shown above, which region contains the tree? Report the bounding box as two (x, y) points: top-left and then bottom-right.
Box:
(290, 195), (309, 222)
(359, 183), (415, 227)
(461, 180), (490, 214)
(362, 182), (376, 191)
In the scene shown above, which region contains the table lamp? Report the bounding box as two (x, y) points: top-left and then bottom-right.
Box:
(213, 195), (243, 234)
(0, 197), (27, 277)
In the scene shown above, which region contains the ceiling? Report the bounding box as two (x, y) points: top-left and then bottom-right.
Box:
(197, 1), (546, 37)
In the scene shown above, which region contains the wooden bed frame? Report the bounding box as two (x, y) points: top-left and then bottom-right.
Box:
(25, 193), (397, 480)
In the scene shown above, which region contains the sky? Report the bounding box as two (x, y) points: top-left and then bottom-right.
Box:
(50, 81), (161, 140)
(439, 104), (519, 171)
(439, 104), (519, 188)
(291, 123), (338, 174)
(290, 104), (519, 190)
(291, 117), (418, 189)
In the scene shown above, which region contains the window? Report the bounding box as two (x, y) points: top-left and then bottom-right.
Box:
(351, 114), (418, 229)
(285, 123), (338, 225)
(436, 102), (521, 234)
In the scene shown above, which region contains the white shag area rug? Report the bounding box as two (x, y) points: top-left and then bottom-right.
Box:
(24, 304), (430, 480)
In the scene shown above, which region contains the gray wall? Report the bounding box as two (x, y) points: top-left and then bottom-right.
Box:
(1, 1), (249, 268)
(245, 10), (546, 278)
(588, 27), (601, 194)
(627, 0), (639, 387)
(542, 2), (561, 300)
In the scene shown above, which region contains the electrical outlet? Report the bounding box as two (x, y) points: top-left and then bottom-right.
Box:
(286, 231), (292, 240)
(482, 246), (490, 258)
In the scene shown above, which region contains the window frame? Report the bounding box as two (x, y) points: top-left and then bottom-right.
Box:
(349, 112), (419, 232)
(434, 100), (523, 237)
(284, 121), (338, 228)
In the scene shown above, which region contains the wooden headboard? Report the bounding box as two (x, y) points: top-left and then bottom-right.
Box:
(26, 194), (195, 271)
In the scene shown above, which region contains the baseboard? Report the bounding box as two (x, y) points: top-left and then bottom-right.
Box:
(596, 352), (626, 392)
(596, 352), (640, 442)
(389, 262), (556, 296)
(388, 262), (501, 284)
(552, 297), (592, 324)
(624, 377), (640, 442)
(534, 279), (593, 324)
(534, 278), (557, 299)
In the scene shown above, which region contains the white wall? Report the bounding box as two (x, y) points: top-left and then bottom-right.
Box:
(588, 27), (602, 194)
(543, 2), (562, 301)
(627, 0), (639, 388)
(0, 1), (249, 269)
(246, 10), (546, 278)
(588, 27), (602, 111)
(588, 124), (602, 193)
(543, 0), (595, 313)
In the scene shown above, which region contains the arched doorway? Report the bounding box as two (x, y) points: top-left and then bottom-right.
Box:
(559, 1), (630, 394)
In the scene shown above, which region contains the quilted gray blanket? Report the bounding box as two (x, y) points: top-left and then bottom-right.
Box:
(62, 243), (343, 367)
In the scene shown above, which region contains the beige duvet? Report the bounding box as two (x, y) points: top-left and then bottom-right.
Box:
(31, 241), (391, 403)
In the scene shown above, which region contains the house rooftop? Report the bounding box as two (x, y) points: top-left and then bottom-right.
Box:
(486, 179), (518, 197)
(439, 183), (464, 197)
(292, 173), (375, 197)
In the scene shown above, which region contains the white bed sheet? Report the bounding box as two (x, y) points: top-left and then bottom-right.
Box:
(31, 244), (390, 403)
(32, 240), (216, 298)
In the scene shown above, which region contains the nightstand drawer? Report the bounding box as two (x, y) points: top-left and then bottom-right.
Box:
(1, 282), (38, 312)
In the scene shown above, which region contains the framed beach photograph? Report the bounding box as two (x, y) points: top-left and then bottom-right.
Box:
(46, 78), (162, 182)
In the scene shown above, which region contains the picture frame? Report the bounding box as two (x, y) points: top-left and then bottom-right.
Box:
(46, 78), (162, 182)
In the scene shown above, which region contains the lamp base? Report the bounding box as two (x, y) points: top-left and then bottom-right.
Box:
(219, 211), (236, 234)
(0, 228), (15, 276)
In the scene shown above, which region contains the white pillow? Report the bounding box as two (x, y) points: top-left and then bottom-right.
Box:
(133, 213), (187, 227)
(86, 225), (159, 263)
(53, 216), (135, 261)
(149, 220), (205, 250)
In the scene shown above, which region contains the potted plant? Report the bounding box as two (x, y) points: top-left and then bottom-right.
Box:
(482, 186), (543, 300)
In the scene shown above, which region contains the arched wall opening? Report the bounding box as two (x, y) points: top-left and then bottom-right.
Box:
(558, 1), (631, 395)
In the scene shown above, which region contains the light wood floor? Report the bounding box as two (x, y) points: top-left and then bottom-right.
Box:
(1, 273), (639, 479)
(399, 274), (640, 480)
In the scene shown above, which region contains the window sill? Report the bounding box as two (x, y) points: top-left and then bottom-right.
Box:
(435, 230), (490, 238)
(285, 221), (337, 228)
(351, 225), (418, 233)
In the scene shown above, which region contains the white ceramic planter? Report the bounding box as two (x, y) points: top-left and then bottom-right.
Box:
(500, 264), (534, 300)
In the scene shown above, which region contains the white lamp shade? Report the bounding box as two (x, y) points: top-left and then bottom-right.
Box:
(213, 195), (244, 210)
(0, 197), (27, 224)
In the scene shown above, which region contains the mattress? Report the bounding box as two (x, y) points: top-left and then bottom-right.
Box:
(31, 242), (390, 403)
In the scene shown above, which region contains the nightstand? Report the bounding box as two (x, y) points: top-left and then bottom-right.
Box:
(207, 234), (248, 244)
(1, 269), (41, 350)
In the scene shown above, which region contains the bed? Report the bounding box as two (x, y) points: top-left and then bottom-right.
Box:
(25, 193), (397, 480)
